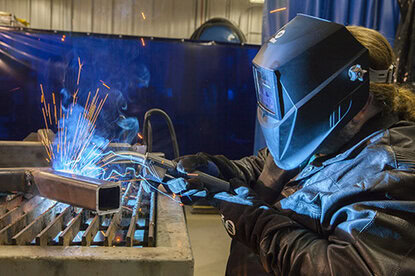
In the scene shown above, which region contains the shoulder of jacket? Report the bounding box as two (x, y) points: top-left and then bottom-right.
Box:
(380, 121), (415, 170)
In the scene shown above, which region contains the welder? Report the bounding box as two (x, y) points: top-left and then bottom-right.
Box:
(167, 15), (415, 275)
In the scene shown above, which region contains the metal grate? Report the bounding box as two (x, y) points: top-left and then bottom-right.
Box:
(0, 182), (156, 247)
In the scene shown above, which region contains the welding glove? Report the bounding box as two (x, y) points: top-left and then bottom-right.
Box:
(175, 152), (246, 182)
(175, 152), (221, 178)
(163, 153), (218, 204)
(165, 152), (248, 204)
(165, 175), (247, 205)
(166, 177), (208, 204)
(210, 186), (271, 238)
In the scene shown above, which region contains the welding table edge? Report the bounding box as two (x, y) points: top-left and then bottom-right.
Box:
(0, 193), (194, 276)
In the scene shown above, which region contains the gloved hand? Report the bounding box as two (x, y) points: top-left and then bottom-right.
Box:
(164, 152), (221, 205)
(164, 152), (246, 205)
(165, 177), (208, 205)
(165, 175), (248, 205)
(213, 186), (257, 207)
(175, 152), (221, 178)
(211, 186), (271, 239)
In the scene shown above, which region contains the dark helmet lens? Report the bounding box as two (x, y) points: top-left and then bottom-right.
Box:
(253, 66), (278, 116)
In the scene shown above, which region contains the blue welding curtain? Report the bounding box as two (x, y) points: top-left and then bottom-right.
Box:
(254, 0), (401, 154)
(263, 0), (400, 44)
(0, 27), (259, 160)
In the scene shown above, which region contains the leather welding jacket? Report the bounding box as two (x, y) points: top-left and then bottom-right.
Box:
(208, 113), (415, 276)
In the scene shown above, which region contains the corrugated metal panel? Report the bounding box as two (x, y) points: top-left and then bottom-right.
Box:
(0, 0), (262, 44)
(230, 1), (262, 44)
(113, 0), (134, 35)
(249, 6), (262, 44)
(0, 0), (30, 21)
(31, 0), (52, 29)
(51, 0), (72, 31)
(239, 5), (262, 44)
(151, 0), (174, 38)
(8, 0), (31, 22)
(72, 0), (92, 32)
(204, 0), (262, 44)
(132, 0), (153, 37)
(92, 0), (112, 34)
(229, 0), (251, 27)
(169, 0), (196, 38)
(206, 0), (227, 20)
(0, 0), (6, 11)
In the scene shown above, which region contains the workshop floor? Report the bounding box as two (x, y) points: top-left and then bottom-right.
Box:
(185, 207), (232, 276)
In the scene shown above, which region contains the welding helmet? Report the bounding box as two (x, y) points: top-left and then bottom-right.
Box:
(253, 15), (370, 170)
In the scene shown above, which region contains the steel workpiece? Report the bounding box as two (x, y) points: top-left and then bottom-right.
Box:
(0, 167), (121, 215)
(30, 168), (121, 215)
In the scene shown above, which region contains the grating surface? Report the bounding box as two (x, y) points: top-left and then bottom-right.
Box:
(0, 182), (156, 247)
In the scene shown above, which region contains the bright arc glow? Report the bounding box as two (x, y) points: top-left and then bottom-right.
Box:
(38, 61), (182, 206)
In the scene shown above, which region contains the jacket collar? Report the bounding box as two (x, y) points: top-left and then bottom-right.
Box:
(302, 112), (399, 175)
(337, 111), (399, 154)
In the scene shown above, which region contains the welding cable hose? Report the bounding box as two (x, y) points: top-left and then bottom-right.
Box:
(142, 108), (180, 159)
(101, 151), (231, 195)
(101, 151), (147, 166)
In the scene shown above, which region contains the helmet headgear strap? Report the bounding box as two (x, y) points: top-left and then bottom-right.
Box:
(369, 64), (395, 84)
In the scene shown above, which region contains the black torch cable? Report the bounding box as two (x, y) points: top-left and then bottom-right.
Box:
(142, 108), (180, 159)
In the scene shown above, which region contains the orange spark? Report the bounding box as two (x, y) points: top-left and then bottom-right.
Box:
(54, 104), (58, 125)
(83, 91), (91, 117)
(270, 7), (287, 13)
(47, 103), (52, 125)
(77, 57), (83, 85)
(40, 84), (44, 96)
(186, 173), (199, 176)
(100, 80), (111, 89)
(141, 12), (146, 20)
(41, 107), (49, 130)
(61, 34), (66, 42)
(40, 84), (47, 111)
(137, 133), (143, 139)
(73, 88), (79, 106)
(141, 37), (145, 47)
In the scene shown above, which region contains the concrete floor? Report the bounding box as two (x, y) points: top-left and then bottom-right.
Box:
(185, 207), (232, 276)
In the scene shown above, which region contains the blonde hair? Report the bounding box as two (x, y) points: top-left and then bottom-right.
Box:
(346, 26), (415, 121)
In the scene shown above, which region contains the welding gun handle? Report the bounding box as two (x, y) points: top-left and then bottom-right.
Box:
(190, 171), (231, 193)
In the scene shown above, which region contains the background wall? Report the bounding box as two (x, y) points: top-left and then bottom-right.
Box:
(0, 0), (263, 44)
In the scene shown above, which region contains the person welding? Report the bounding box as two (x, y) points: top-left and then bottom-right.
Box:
(166, 15), (415, 275)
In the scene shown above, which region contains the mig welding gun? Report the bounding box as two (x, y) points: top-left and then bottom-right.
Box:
(0, 151), (230, 215)
(101, 151), (231, 197)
